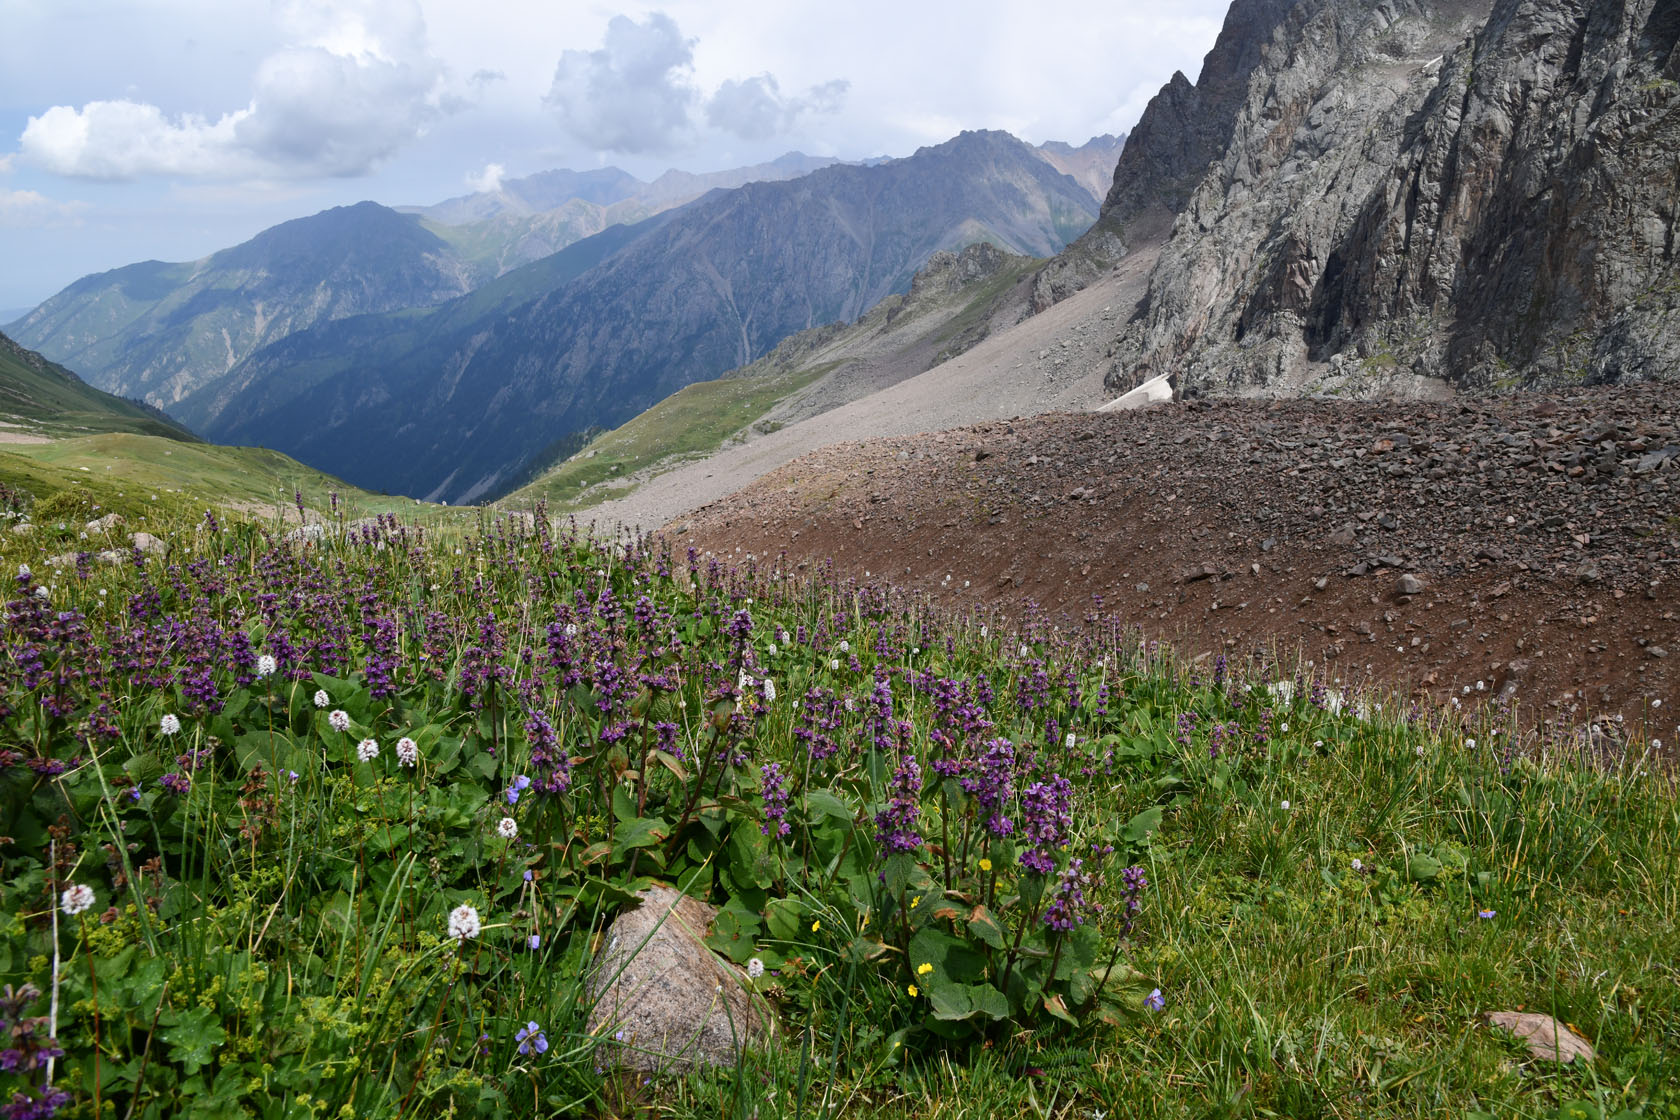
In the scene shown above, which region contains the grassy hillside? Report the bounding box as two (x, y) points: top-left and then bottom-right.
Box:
(0, 432), (436, 526)
(0, 330), (194, 441)
(501, 364), (832, 510)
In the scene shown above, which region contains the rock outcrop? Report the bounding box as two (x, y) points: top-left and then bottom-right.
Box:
(1053, 0), (1680, 397)
(586, 886), (774, 1073)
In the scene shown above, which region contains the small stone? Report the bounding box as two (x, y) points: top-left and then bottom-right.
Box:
(1181, 562), (1217, 583)
(87, 513), (125, 533)
(1329, 523), (1357, 547)
(1313, 576), (1329, 591)
(1575, 562), (1601, 584)
(1397, 573), (1426, 596)
(129, 531), (164, 555)
(1649, 646), (1669, 659)
(1485, 1012), (1595, 1064)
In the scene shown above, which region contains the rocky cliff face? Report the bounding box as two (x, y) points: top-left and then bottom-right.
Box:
(1065, 0), (1679, 397)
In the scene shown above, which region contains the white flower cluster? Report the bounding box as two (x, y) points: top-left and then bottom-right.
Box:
(448, 903), (481, 941)
(497, 817), (519, 839)
(314, 689), (330, 709)
(159, 713), (181, 736)
(61, 882), (95, 916)
(396, 737), (419, 767)
(328, 709), (351, 733)
(357, 738), (379, 762)
(256, 654), (278, 678)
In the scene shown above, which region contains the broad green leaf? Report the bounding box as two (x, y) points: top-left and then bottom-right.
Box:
(611, 817), (669, 859)
(765, 898), (802, 941)
(1124, 806), (1164, 843)
(966, 905), (1006, 950)
(803, 788), (855, 824)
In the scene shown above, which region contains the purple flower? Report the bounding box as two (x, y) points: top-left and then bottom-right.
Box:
(759, 762), (792, 838)
(874, 753), (923, 855)
(529, 934), (541, 950)
(158, 772), (191, 796)
(1018, 774), (1073, 875)
(1117, 865), (1148, 939)
(505, 774), (532, 805)
(960, 738), (1016, 837)
(1042, 858), (1094, 932)
(1144, 988), (1165, 1012)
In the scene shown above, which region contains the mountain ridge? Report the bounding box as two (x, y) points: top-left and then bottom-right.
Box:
(201, 129), (1105, 503)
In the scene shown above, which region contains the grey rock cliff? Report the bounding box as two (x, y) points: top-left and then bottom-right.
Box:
(1068, 0), (1679, 397)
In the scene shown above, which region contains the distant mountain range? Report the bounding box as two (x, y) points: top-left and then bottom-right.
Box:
(11, 135), (1121, 433)
(200, 130), (1113, 503)
(9, 203), (476, 410)
(402, 153), (847, 281)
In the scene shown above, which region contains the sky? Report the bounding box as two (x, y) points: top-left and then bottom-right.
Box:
(0, 0), (1231, 312)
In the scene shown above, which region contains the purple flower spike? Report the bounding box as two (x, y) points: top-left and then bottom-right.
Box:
(1018, 773), (1074, 875)
(759, 762), (792, 838)
(874, 753), (924, 855)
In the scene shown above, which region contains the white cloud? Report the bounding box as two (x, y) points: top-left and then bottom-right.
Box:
(17, 0), (453, 181)
(466, 162), (505, 192)
(705, 75), (848, 142)
(0, 154), (13, 175)
(0, 189), (84, 229)
(544, 12), (697, 155)
(543, 11), (850, 154)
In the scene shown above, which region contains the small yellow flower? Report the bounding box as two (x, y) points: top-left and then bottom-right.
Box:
(910, 896), (920, 909)
(811, 919), (820, 932)
(908, 984), (918, 997)
(916, 962), (933, 976)
(979, 858), (992, 872)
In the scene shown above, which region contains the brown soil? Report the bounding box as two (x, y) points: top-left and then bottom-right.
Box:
(678, 387), (1680, 738)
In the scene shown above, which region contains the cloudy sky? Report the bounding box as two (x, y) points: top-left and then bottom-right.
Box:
(0, 0), (1230, 312)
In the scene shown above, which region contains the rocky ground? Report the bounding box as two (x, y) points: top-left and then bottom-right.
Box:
(677, 384), (1680, 736)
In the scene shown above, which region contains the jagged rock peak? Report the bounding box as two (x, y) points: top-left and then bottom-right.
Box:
(1095, 0), (1679, 397)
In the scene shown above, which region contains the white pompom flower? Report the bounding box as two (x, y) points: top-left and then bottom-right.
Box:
(60, 883), (95, 917)
(497, 817), (519, 839)
(357, 738), (379, 762)
(159, 713), (181, 736)
(746, 957), (765, 979)
(256, 654), (278, 678)
(396, 737), (419, 767)
(328, 710), (351, 733)
(448, 903), (481, 941)
(313, 689), (330, 708)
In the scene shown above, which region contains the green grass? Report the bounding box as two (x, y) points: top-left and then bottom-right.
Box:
(0, 332), (193, 443)
(505, 364), (831, 511)
(0, 431), (455, 526)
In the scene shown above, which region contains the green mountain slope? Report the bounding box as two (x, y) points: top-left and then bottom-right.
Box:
(0, 330), (195, 441)
(503, 242), (1042, 512)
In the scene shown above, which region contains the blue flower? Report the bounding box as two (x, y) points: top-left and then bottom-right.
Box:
(505, 774), (533, 805)
(515, 1020), (548, 1056)
(1144, 989), (1165, 1012)
(1477, 909), (1497, 920)
(529, 934), (541, 949)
